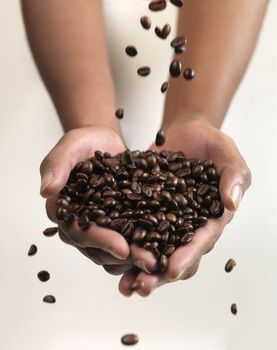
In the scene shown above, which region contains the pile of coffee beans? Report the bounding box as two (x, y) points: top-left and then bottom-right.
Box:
(55, 149), (224, 272)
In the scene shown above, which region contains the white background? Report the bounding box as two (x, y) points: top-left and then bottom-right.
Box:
(0, 1), (277, 349)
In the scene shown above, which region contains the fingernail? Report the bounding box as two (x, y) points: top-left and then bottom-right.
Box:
(106, 248), (126, 260)
(134, 259), (151, 274)
(230, 184), (243, 210)
(40, 171), (54, 194)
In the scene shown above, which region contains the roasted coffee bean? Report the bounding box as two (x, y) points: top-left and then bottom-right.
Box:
(180, 232), (193, 244)
(37, 270), (50, 282)
(96, 216), (111, 227)
(149, 0), (166, 11)
(194, 216), (208, 227)
(183, 68), (195, 80)
(159, 254), (168, 272)
(166, 213), (177, 223)
(138, 218), (153, 231)
(170, 36), (187, 49)
(157, 220), (170, 233)
(43, 295), (56, 304)
(140, 16), (151, 29)
(103, 197), (117, 209)
(155, 129), (166, 146)
(175, 45), (186, 54)
(163, 244), (175, 256)
(137, 66), (151, 76)
(125, 46), (137, 57)
(115, 108), (124, 119)
(169, 60), (182, 78)
(231, 303), (238, 315)
(56, 197), (70, 209)
(155, 24), (171, 39)
(43, 227), (58, 237)
(209, 200), (224, 217)
(161, 81), (169, 93)
(121, 333), (139, 346)
(121, 222), (135, 238)
(146, 231), (162, 241)
(109, 218), (127, 231)
(129, 280), (145, 292)
(78, 214), (90, 229)
(132, 227), (147, 243)
(28, 244), (37, 256)
(225, 258), (236, 273)
(173, 193), (187, 208)
(170, 0), (184, 7)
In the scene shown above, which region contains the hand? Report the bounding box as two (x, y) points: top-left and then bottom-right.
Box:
(118, 120), (251, 296)
(40, 126), (129, 275)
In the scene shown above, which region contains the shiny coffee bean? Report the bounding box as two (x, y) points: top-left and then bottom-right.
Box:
(183, 68), (195, 80)
(231, 303), (238, 315)
(169, 60), (182, 77)
(155, 129), (166, 146)
(161, 82), (169, 93)
(43, 295), (56, 304)
(170, 0), (184, 7)
(43, 227), (58, 237)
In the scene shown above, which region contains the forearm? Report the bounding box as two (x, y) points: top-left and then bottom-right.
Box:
(21, 0), (118, 133)
(163, 0), (268, 129)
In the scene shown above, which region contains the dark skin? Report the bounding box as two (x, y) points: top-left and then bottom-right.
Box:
(21, 0), (268, 296)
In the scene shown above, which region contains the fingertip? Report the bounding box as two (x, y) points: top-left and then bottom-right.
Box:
(40, 179), (61, 198)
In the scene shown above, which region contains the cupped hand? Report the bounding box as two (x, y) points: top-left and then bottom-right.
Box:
(41, 126), (156, 276)
(119, 120), (252, 296)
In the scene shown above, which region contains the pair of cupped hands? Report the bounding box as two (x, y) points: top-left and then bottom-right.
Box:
(41, 120), (251, 297)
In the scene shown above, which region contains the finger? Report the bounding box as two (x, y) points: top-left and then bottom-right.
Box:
(130, 244), (158, 273)
(82, 247), (132, 265)
(118, 269), (139, 297)
(166, 209), (233, 281)
(40, 128), (124, 198)
(209, 133), (252, 211)
(103, 264), (133, 276)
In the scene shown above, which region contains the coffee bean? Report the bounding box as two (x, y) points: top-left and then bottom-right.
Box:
(43, 295), (56, 304)
(170, 0), (184, 7)
(155, 24), (171, 39)
(225, 258), (236, 273)
(115, 108), (124, 119)
(161, 81), (169, 93)
(110, 218), (127, 231)
(137, 66), (151, 77)
(231, 303), (237, 315)
(138, 218), (153, 231)
(209, 200), (224, 217)
(37, 270), (50, 282)
(197, 184), (210, 196)
(121, 333), (139, 346)
(159, 254), (168, 272)
(43, 227), (58, 237)
(125, 46), (137, 57)
(163, 244), (175, 256)
(170, 36), (187, 49)
(28, 244), (37, 256)
(96, 216), (111, 227)
(175, 45), (186, 54)
(149, 0), (166, 11)
(132, 227), (147, 243)
(129, 280), (145, 292)
(183, 68), (195, 80)
(78, 213), (90, 229)
(155, 129), (166, 146)
(166, 213), (177, 223)
(169, 60), (182, 78)
(140, 16), (151, 29)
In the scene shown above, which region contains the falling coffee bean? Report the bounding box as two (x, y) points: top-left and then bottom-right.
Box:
(155, 129), (166, 146)
(169, 60), (182, 78)
(170, 0), (184, 7)
(183, 68), (195, 80)
(155, 24), (171, 39)
(43, 295), (56, 304)
(115, 108), (124, 119)
(170, 36), (187, 49)
(125, 46), (137, 57)
(121, 333), (139, 346)
(231, 303), (238, 315)
(225, 258), (236, 273)
(129, 280), (145, 292)
(37, 270), (50, 282)
(137, 66), (151, 77)
(149, 0), (167, 11)
(28, 244), (37, 256)
(43, 227), (58, 237)
(140, 16), (151, 30)
(161, 82), (169, 93)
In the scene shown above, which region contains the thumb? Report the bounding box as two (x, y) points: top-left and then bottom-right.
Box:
(219, 162), (252, 211)
(40, 130), (93, 198)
